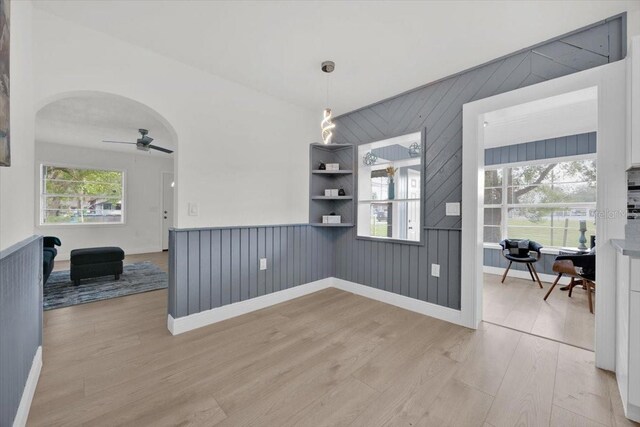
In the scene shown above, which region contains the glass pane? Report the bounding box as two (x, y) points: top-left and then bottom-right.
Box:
(508, 182), (596, 204)
(484, 169), (502, 187)
(484, 207), (502, 227)
(358, 132), (422, 242)
(509, 160), (596, 186)
(43, 166), (123, 197)
(507, 207), (595, 248)
(484, 226), (501, 243)
(484, 188), (502, 205)
(42, 197), (123, 224)
(370, 204), (391, 238)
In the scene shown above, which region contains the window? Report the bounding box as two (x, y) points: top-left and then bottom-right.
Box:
(357, 132), (422, 243)
(484, 158), (596, 249)
(40, 165), (124, 225)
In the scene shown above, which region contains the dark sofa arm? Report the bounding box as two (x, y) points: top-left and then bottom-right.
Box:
(43, 236), (61, 248)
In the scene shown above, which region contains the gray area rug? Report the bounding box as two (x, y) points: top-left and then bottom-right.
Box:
(44, 262), (167, 310)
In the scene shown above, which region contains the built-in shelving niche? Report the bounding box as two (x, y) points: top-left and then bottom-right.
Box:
(309, 143), (355, 227)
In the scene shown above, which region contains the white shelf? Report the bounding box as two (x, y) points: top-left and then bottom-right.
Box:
(310, 223), (354, 228)
(311, 196), (353, 200)
(358, 198), (420, 203)
(311, 170), (353, 175)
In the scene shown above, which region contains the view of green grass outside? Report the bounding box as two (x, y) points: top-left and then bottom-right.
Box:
(506, 217), (595, 248)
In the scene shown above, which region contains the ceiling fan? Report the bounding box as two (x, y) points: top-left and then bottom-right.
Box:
(102, 129), (173, 154)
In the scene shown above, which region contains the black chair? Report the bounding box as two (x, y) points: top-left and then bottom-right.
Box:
(543, 251), (596, 313)
(43, 236), (61, 285)
(499, 239), (544, 288)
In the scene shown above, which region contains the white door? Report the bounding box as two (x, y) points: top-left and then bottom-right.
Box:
(407, 169), (421, 241)
(161, 172), (174, 251)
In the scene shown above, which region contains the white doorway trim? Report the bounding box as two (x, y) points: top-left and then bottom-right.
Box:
(461, 60), (628, 371)
(160, 171), (174, 251)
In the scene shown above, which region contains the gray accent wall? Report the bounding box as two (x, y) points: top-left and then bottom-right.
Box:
(168, 15), (624, 318)
(0, 236), (42, 426)
(169, 225), (335, 318)
(485, 132), (597, 166)
(332, 16), (623, 310)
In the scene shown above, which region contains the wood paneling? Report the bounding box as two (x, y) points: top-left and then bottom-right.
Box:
(0, 236), (42, 426)
(485, 132), (597, 166)
(169, 225), (335, 318)
(333, 17), (622, 310)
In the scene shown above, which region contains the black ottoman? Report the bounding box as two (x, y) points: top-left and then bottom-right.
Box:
(70, 247), (125, 286)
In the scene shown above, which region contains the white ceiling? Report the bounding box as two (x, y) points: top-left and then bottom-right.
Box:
(483, 87), (598, 148)
(36, 93), (176, 156)
(32, 1), (639, 115)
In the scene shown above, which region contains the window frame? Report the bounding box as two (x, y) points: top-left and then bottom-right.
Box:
(355, 129), (426, 246)
(483, 154), (596, 251)
(38, 163), (127, 227)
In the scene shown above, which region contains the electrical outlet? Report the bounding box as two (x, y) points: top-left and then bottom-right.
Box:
(259, 258), (267, 270)
(188, 202), (199, 216)
(431, 264), (440, 277)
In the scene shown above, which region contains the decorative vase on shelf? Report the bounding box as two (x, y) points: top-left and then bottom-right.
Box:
(578, 220), (587, 250)
(319, 162), (326, 170)
(388, 179), (395, 200)
(338, 188), (346, 196)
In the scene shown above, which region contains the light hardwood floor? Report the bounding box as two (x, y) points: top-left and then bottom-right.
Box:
(484, 272), (595, 351)
(28, 286), (636, 426)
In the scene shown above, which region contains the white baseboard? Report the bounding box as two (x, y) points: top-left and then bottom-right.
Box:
(12, 346), (42, 427)
(627, 403), (640, 423)
(168, 277), (468, 335)
(332, 278), (464, 326)
(168, 278), (334, 335)
(483, 265), (570, 285)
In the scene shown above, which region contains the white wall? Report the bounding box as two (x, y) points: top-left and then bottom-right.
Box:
(34, 141), (173, 259)
(32, 9), (317, 230)
(0, 1), (34, 251)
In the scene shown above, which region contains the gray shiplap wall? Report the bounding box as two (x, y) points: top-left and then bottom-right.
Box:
(169, 225), (335, 318)
(168, 16), (624, 318)
(332, 16), (623, 309)
(0, 236), (42, 426)
(484, 132), (597, 166)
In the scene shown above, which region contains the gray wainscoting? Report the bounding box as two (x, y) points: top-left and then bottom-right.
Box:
(168, 225), (335, 318)
(0, 236), (42, 426)
(485, 132), (597, 166)
(335, 227), (461, 309)
(331, 15), (623, 310)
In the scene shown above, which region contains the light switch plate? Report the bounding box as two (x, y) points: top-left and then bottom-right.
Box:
(431, 264), (440, 277)
(259, 258), (267, 270)
(445, 202), (461, 216)
(188, 202), (199, 216)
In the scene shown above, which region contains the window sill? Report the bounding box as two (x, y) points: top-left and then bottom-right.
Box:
(483, 243), (578, 256)
(356, 235), (424, 246)
(38, 222), (127, 228)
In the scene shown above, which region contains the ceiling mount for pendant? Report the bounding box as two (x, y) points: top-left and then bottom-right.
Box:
(321, 61), (335, 73)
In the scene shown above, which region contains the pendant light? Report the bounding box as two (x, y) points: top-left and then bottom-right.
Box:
(321, 61), (336, 144)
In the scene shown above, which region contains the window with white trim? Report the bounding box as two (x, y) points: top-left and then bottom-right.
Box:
(484, 157), (596, 249)
(40, 165), (124, 225)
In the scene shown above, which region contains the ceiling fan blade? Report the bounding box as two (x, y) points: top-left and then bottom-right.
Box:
(102, 140), (136, 145)
(148, 144), (174, 154)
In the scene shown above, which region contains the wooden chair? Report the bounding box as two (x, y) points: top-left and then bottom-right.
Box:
(499, 239), (544, 289)
(543, 252), (596, 313)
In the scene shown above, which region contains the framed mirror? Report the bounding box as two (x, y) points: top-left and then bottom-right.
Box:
(357, 130), (424, 243)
